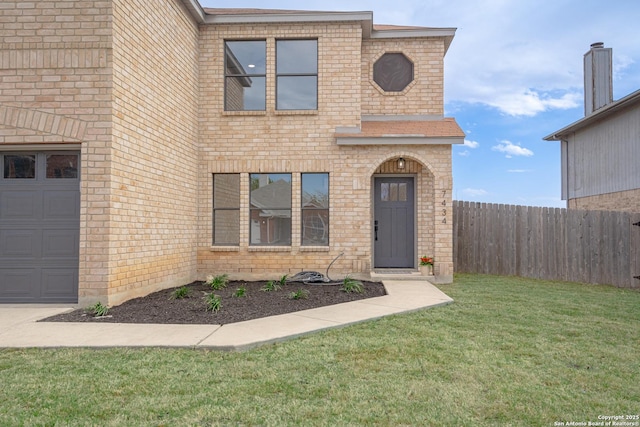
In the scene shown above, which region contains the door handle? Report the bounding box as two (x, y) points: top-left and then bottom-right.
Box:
(374, 220), (378, 241)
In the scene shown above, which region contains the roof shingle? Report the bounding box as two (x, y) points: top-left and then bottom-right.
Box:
(336, 118), (465, 139)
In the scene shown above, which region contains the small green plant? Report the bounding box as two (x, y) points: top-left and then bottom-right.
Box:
(341, 276), (364, 294)
(288, 289), (309, 300)
(170, 286), (191, 299)
(205, 293), (222, 312)
(206, 274), (229, 291)
(261, 280), (282, 292)
(234, 286), (247, 298)
(86, 301), (109, 317)
(278, 274), (288, 286)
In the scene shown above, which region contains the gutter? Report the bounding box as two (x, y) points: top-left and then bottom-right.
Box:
(544, 88), (640, 141)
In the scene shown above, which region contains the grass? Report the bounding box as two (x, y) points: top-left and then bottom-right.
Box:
(1, 274), (638, 426)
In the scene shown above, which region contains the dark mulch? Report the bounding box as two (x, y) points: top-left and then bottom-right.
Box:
(42, 280), (387, 325)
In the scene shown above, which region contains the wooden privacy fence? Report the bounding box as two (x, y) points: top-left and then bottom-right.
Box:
(452, 201), (640, 288)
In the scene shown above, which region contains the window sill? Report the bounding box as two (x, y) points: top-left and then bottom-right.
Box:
(299, 246), (330, 252)
(209, 246), (240, 252)
(248, 246), (292, 252)
(274, 110), (318, 116)
(222, 110), (267, 116)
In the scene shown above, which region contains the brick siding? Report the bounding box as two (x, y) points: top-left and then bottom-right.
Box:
(1, 2), (456, 305)
(568, 189), (640, 213)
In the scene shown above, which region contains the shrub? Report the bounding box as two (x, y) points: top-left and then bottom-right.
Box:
(341, 276), (364, 294)
(278, 274), (288, 286)
(261, 280), (282, 292)
(234, 286), (247, 298)
(205, 293), (222, 312)
(86, 302), (109, 317)
(206, 274), (229, 291)
(170, 286), (191, 299)
(288, 289), (309, 300)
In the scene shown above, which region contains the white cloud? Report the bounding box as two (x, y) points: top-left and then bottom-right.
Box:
(427, 1), (640, 116)
(464, 139), (479, 148)
(462, 188), (488, 197)
(492, 140), (533, 158)
(458, 150), (470, 157)
(485, 90), (581, 117)
(507, 169), (532, 173)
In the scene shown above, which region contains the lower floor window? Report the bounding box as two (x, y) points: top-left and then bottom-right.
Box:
(302, 173), (329, 246)
(213, 172), (329, 247)
(213, 174), (240, 245)
(250, 173), (292, 246)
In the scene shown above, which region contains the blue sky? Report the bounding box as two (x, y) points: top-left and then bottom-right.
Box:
(202, 0), (640, 208)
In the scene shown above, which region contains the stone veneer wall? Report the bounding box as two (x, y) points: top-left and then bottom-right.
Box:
(0, 0), (114, 303)
(107, 0), (200, 305)
(197, 22), (454, 281)
(568, 189), (640, 213)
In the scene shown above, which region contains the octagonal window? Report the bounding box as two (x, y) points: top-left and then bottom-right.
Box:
(373, 53), (414, 92)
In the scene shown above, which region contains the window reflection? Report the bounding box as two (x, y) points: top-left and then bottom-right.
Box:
(302, 173), (329, 245)
(225, 41), (266, 111)
(276, 39), (318, 110)
(4, 155), (35, 179)
(250, 173), (292, 245)
(46, 154), (78, 179)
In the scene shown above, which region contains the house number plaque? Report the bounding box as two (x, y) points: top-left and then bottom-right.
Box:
(441, 190), (447, 224)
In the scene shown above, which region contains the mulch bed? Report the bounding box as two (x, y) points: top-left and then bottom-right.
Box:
(42, 280), (387, 325)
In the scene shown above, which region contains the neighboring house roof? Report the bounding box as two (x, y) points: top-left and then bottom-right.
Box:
(250, 179), (292, 218)
(335, 117), (465, 145)
(544, 88), (640, 141)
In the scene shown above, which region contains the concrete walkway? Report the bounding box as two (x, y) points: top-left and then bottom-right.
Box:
(0, 280), (452, 351)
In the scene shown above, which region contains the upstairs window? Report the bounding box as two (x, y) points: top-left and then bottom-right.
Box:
(225, 40), (266, 111)
(276, 40), (318, 110)
(373, 52), (414, 92)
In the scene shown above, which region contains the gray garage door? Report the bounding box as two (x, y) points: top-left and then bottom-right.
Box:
(0, 152), (80, 303)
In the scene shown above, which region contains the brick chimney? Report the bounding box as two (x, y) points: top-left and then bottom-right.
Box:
(584, 42), (613, 115)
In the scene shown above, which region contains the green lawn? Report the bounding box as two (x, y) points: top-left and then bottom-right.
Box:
(1, 274), (638, 426)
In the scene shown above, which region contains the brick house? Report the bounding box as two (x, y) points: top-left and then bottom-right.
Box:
(0, 0), (464, 305)
(544, 43), (640, 212)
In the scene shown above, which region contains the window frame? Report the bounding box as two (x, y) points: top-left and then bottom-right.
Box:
(372, 52), (415, 93)
(249, 173), (292, 246)
(301, 173), (329, 246)
(212, 173), (241, 246)
(275, 39), (318, 111)
(224, 40), (267, 112)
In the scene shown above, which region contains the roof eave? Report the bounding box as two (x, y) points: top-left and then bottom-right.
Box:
(371, 27), (456, 53)
(204, 10), (373, 35)
(181, 0), (205, 24)
(544, 88), (640, 141)
(336, 136), (465, 146)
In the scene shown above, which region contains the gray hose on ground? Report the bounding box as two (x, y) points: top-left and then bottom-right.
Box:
(288, 252), (345, 284)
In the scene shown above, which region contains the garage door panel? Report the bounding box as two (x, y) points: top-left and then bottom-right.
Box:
(0, 229), (41, 258)
(42, 229), (78, 258)
(1, 190), (40, 219)
(43, 190), (79, 219)
(1, 151), (79, 303)
(41, 268), (78, 300)
(0, 268), (40, 301)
